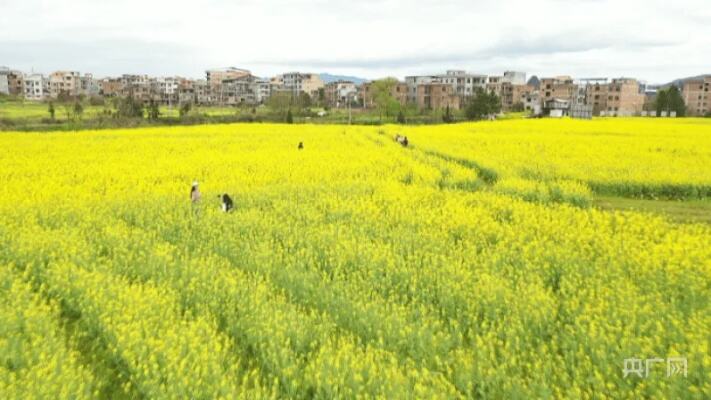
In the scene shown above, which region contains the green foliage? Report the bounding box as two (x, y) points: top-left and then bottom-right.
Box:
(286, 109), (294, 124)
(655, 86), (686, 116)
(370, 78), (401, 122)
(397, 110), (406, 124)
(48, 102), (55, 120)
(113, 96), (144, 119)
(465, 88), (501, 120)
(510, 102), (525, 112)
(73, 102), (84, 120)
(147, 100), (160, 120)
(179, 102), (192, 118)
(442, 105), (454, 123)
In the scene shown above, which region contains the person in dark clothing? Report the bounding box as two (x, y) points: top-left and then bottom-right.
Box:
(298, 141), (304, 150)
(218, 193), (234, 212)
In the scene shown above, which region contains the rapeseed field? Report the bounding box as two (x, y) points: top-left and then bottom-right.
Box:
(0, 119), (709, 399)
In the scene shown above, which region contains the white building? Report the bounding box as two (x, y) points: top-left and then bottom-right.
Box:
(23, 73), (48, 100)
(438, 70), (488, 97)
(0, 66), (9, 95)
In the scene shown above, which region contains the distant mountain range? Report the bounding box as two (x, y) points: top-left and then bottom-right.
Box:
(319, 73), (368, 85)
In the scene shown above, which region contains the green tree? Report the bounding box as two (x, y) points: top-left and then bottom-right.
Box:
(370, 78), (401, 122)
(147, 100), (160, 120)
(114, 96), (145, 119)
(267, 92), (293, 119)
(298, 92), (312, 109)
(286, 108), (294, 124)
(73, 101), (84, 120)
(655, 86), (686, 116)
(48, 102), (55, 120)
(465, 88), (501, 120)
(442, 104), (453, 123)
(397, 110), (406, 124)
(179, 102), (192, 118)
(317, 88), (325, 107)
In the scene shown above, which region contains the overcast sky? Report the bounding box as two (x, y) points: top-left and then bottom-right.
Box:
(1, 0), (709, 83)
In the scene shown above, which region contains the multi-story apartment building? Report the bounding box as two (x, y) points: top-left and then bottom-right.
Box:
(152, 76), (180, 105)
(253, 78), (272, 104)
(584, 78), (644, 116)
(80, 73), (100, 97)
(282, 72), (324, 98)
(120, 74), (152, 102)
(416, 83), (460, 110)
(522, 90), (542, 115)
(360, 81), (408, 109)
(206, 67), (251, 90)
(539, 76), (577, 106)
(436, 70), (488, 98)
(500, 83), (535, 111)
(23, 73), (48, 100)
(100, 77), (123, 97)
(49, 71), (81, 98)
(325, 80), (357, 107)
(194, 79), (212, 105)
(220, 74), (258, 105)
(6, 69), (24, 96)
(405, 75), (438, 103)
(683, 77), (711, 116)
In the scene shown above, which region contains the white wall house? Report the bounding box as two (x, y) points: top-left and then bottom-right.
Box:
(23, 73), (48, 100)
(0, 66), (10, 95)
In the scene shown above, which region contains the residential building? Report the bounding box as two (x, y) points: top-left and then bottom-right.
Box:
(120, 74), (152, 102)
(522, 91), (542, 115)
(7, 69), (24, 96)
(682, 77), (711, 116)
(100, 77), (123, 97)
(0, 67), (9, 95)
(405, 75), (438, 103)
(501, 83), (534, 111)
(253, 78), (272, 104)
(436, 70), (488, 98)
(539, 76), (576, 106)
(153, 76), (180, 105)
(416, 83), (460, 110)
(282, 72), (324, 98)
(80, 73), (100, 97)
(194, 79), (212, 105)
(206, 67), (251, 89)
(49, 71), (81, 98)
(325, 80), (357, 108)
(23, 73), (48, 100)
(603, 78), (644, 116)
(221, 74), (258, 105)
(583, 78), (644, 116)
(360, 81), (408, 109)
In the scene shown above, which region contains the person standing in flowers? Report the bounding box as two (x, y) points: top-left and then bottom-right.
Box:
(190, 181), (201, 215)
(191, 181), (201, 203)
